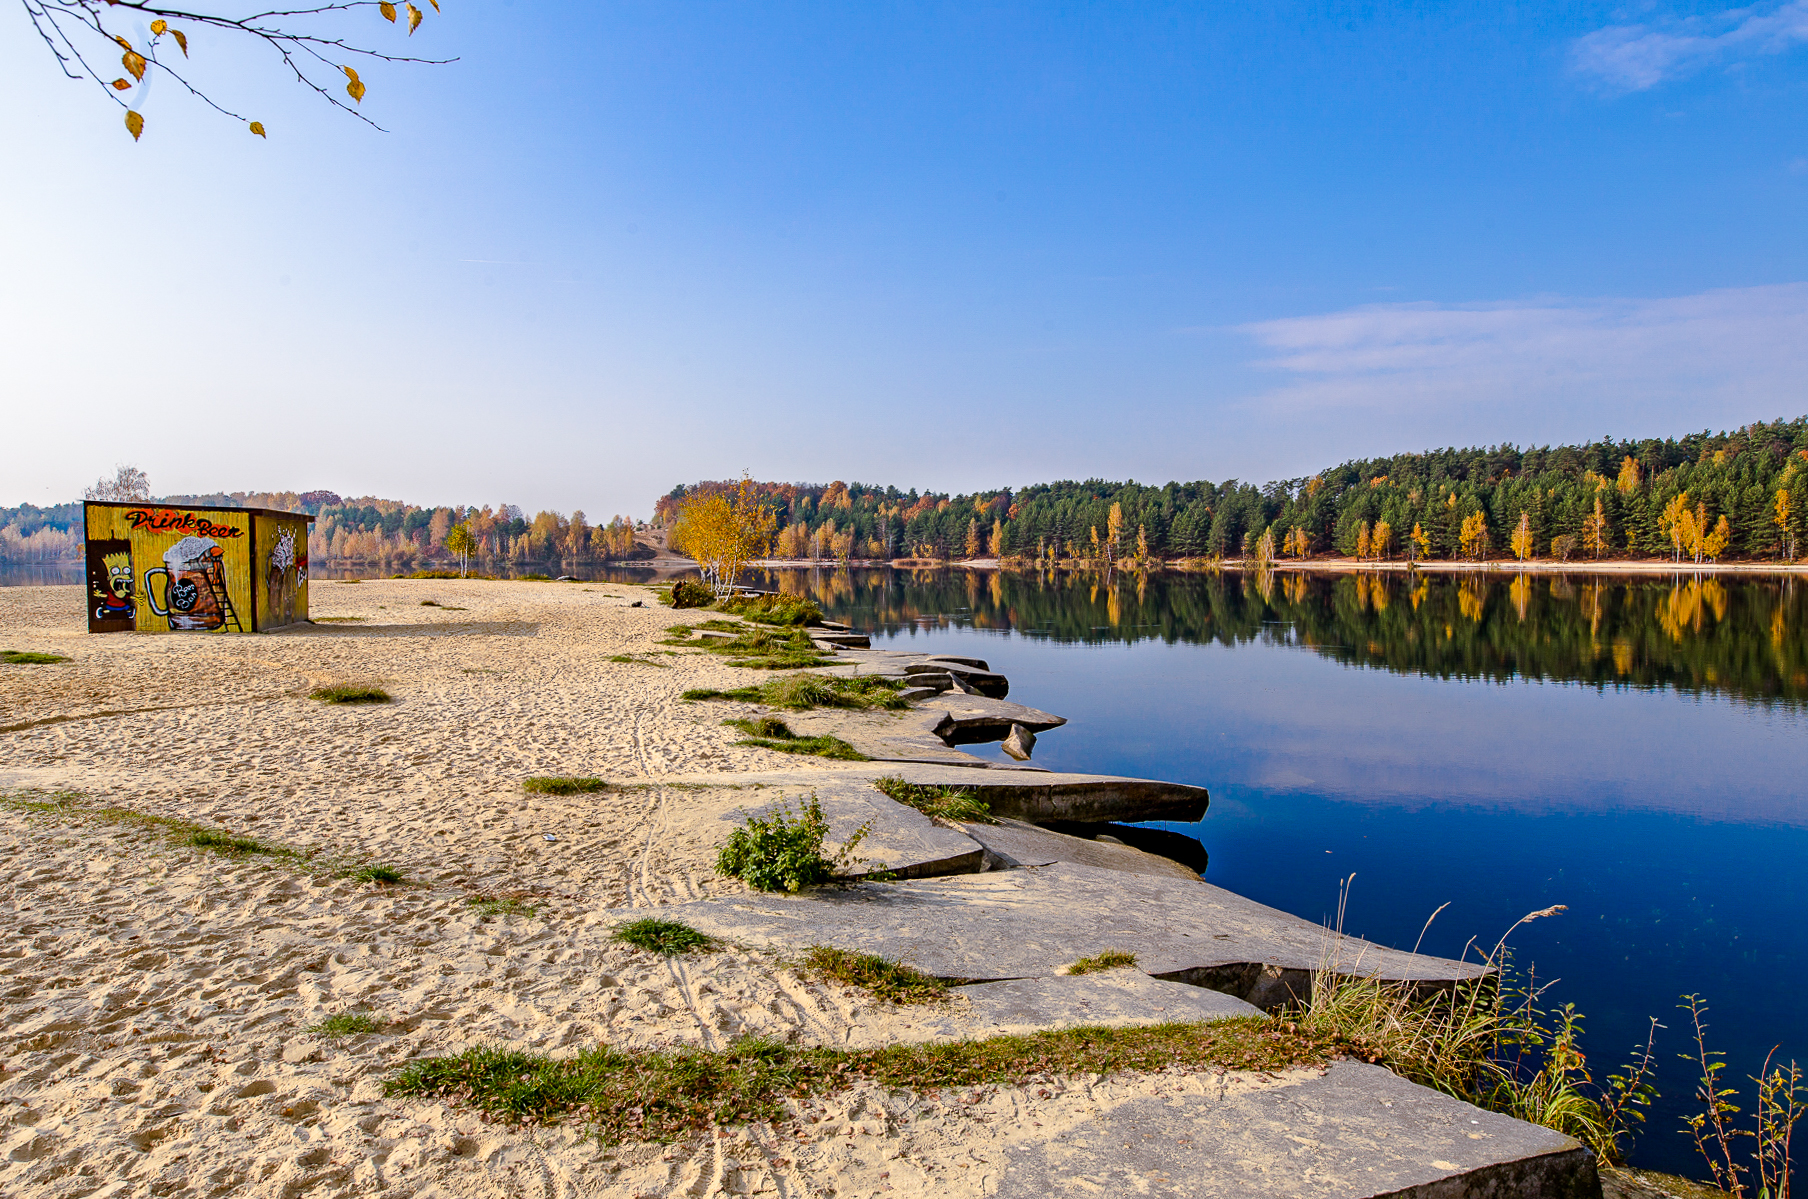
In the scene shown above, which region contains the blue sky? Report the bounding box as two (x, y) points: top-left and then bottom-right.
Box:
(4, 1), (1806, 516)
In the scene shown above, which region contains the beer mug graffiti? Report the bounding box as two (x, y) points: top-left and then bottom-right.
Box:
(144, 536), (228, 632)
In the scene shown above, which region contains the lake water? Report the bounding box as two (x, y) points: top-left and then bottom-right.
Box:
(7, 561), (1801, 1179)
(751, 565), (1807, 1182)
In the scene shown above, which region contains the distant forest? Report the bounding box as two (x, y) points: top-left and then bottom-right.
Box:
(658, 417), (1808, 564)
(0, 490), (652, 567)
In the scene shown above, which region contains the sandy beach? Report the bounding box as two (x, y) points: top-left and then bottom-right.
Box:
(0, 579), (1269, 1198)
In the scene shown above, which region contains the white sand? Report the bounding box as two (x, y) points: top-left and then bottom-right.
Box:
(0, 580), (1269, 1197)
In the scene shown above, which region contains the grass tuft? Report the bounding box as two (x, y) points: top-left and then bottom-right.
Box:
(467, 894), (541, 919)
(311, 1011), (384, 1038)
(683, 673), (904, 711)
(801, 946), (948, 1005)
(713, 594), (824, 626)
(2, 650), (70, 664)
(1067, 949), (1138, 975)
(185, 828), (283, 856)
(724, 718), (867, 760)
(311, 685), (392, 704)
(659, 624), (836, 670)
(387, 1018), (1324, 1141)
(345, 863), (406, 885)
(522, 776), (611, 795)
(872, 775), (993, 823)
(612, 917), (712, 956)
(608, 654), (669, 668)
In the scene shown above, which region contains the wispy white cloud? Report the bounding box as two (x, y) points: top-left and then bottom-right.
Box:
(1572, 1), (1808, 90)
(1237, 284), (1808, 425)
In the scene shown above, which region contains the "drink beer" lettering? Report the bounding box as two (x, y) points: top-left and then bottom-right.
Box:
(125, 509), (245, 539)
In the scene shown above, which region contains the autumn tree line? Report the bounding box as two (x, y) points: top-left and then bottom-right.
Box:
(0, 489), (649, 568)
(659, 418), (1808, 567)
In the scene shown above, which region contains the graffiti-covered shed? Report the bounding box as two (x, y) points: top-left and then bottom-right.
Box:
(83, 502), (314, 634)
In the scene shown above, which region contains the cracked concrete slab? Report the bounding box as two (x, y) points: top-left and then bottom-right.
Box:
(991, 1062), (1599, 1199)
(921, 694), (1068, 743)
(664, 860), (1484, 1007)
(956, 817), (1201, 880)
(952, 972), (1263, 1032)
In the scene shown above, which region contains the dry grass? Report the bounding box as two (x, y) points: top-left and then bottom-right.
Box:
(871, 775), (992, 822)
(1067, 950), (1138, 975)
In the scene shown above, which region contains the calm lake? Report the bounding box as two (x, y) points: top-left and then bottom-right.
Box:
(6, 561), (1802, 1179)
(754, 565), (1806, 1182)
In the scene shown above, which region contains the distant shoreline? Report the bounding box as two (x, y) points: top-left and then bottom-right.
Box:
(752, 556), (1808, 577)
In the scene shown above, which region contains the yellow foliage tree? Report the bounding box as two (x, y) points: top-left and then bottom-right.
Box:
(1355, 521), (1371, 561)
(1107, 502), (1125, 562)
(1370, 520), (1393, 560)
(1617, 456), (1643, 495)
(1702, 515), (1731, 562)
(1410, 522), (1431, 561)
(1510, 512), (1534, 562)
(1775, 488), (1797, 560)
(1659, 493), (1693, 563)
(443, 522), (477, 578)
(670, 476), (775, 594)
(1459, 511), (1489, 560)
(1582, 496), (1609, 559)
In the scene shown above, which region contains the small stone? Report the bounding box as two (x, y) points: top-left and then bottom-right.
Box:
(1001, 724), (1036, 761)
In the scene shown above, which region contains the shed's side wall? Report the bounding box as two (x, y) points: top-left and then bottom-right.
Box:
(253, 513), (311, 629)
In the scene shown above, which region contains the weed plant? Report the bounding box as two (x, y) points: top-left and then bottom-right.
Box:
(715, 796), (870, 892)
(668, 580), (715, 608)
(662, 624), (835, 670)
(613, 918), (712, 956)
(801, 946), (948, 1004)
(1068, 950), (1138, 975)
(522, 776), (612, 795)
(608, 654), (669, 668)
(345, 863), (406, 885)
(387, 1018), (1333, 1141)
(1, 650), (69, 664)
(186, 828), (283, 855)
(871, 775), (993, 823)
(1677, 994), (1805, 1198)
(311, 685), (392, 704)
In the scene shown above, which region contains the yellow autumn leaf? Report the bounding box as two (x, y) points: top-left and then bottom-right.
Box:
(151, 19), (167, 35)
(114, 35), (132, 51)
(122, 50), (147, 81)
(429, 0), (439, 10)
(125, 110), (144, 141)
(407, 3), (422, 33)
(343, 66), (366, 103)
(171, 29), (188, 56)
(110, 77), (132, 91)
(380, 2), (396, 21)
(249, 121), (267, 138)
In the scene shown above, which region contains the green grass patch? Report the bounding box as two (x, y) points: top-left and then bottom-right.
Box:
(1067, 949), (1138, 975)
(386, 1017), (1327, 1140)
(713, 594), (823, 626)
(1, 650), (70, 664)
(801, 946), (948, 1005)
(310, 685), (392, 704)
(668, 580), (715, 608)
(659, 623), (837, 671)
(1, 788), (85, 814)
(311, 1011), (384, 1038)
(612, 917), (712, 956)
(716, 795), (870, 892)
(185, 828), (284, 856)
(724, 718), (867, 761)
(872, 775), (993, 823)
(608, 654), (669, 668)
(467, 895), (541, 919)
(682, 673), (904, 711)
(522, 776), (612, 795)
(344, 863), (406, 885)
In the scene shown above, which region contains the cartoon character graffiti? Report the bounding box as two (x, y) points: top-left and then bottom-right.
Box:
(266, 527), (301, 626)
(92, 547), (136, 623)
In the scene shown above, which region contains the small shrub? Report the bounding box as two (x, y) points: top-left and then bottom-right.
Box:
(522, 776), (611, 795)
(1068, 949), (1138, 975)
(311, 1011), (383, 1038)
(669, 580), (716, 609)
(802, 946), (948, 1004)
(1, 650), (70, 664)
(346, 863), (405, 885)
(872, 775), (993, 822)
(419, 599), (441, 607)
(613, 917), (712, 955)
(311, 685), (391, 704)
(716, 796), (869, 892)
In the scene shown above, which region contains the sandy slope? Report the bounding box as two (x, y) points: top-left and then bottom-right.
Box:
(0, 580), (1254, 1198)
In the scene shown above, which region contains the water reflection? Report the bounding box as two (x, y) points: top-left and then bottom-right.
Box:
(743, 566), (1808, 709)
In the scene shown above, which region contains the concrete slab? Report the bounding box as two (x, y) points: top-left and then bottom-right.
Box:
(955, 972), (1263, 1030)
(665, 861), (1484, 1007)
(921, 694), (1068, 743)
(784, 709), (1000, 768)
(992, 1062), (1599, 1199)
(958, 817), (1201, 880)
(654, 765), (1209, 823)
